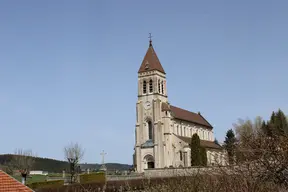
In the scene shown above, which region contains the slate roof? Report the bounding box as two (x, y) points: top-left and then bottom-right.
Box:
(0, 170), (34, 192)
(161, 102), (213, 129)
(138, 41), (166, 74)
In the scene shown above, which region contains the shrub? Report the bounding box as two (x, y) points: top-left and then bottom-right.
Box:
(79, 172), (106, 184)
(27, 180), (64, 190)
(28, 175), (287, 192)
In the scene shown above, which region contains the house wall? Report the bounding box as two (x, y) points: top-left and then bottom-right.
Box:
(29, 170), (48, 175)
(171, 119), (214, 141)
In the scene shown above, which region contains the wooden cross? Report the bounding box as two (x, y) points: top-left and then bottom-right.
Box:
(100, 150), (107, 164)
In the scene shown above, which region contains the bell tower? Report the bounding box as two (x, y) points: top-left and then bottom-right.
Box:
(134, 35), (169, 172)
(137, 35), (167, 99)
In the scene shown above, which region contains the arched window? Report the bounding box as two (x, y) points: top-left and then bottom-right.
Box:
(161, 81), (164, 94)
(149, 79), (153, 93)
(148, 121), (153, 140)
(179, 151), (183, 161)
(143, 80), (147, 94)
(158, 80), (161, 93)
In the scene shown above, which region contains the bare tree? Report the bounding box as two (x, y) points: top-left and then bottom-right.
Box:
(228, 115), (288, 187)
(7, 149), (36, 184)
(235, 127), (288, 186)
(64, 142), (84, 183)
(233, 116), (263, 142)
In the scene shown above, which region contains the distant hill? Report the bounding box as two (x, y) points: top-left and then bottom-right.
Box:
(79, 163), (132, 171)
(0, 154), (132, 173)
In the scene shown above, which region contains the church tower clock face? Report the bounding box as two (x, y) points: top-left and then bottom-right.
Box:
(144, 101), (151, 110)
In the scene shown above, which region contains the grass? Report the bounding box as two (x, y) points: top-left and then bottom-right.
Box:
(13, 174), (47, 184)
(13, 173), (71, 184)
(47, 173), (71, 177)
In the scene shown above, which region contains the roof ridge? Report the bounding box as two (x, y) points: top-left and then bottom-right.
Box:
(170, 105), (198, 115)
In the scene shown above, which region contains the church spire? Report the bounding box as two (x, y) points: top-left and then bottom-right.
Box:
(138, 34), (166, 74)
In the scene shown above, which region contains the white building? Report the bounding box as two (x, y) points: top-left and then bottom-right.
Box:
(29, 170), (48, 175)
(134, 40), (226, 173)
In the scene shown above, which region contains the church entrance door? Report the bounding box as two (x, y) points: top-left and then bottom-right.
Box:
(147, 162), (155, 168)
(144, 154), (155, 169)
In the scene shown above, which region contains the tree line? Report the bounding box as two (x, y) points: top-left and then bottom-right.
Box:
(0, 143), (131, 184)
(222, 109), (288, 186)
(0, 153), (69, 173)
(190, 109), (288, 166)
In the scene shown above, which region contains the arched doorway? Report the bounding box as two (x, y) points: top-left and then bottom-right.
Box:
(144, 155), (155, 169)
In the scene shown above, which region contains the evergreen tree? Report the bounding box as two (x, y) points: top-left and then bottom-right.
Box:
(268, 111), (278, 135)
(214, 139), (220, 145)
(270, 111), (276, 124)
(275, 109), (288, 135)
(190, 133), (201, 166)
(261, 120), (272, 137)
(200, 147), (207, 166)
(267, 109), (288, 136)
(223, 129), (236, 165)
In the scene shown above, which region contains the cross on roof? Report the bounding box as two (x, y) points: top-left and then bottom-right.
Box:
(148, 33), (152, 41)
(149, 33), (153, 46)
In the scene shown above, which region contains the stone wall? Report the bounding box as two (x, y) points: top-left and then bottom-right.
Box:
(144, 166), (223, 178)
(106, 174), (144, 181)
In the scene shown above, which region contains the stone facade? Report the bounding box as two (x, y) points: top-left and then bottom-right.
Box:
(134, 41), (226, 173)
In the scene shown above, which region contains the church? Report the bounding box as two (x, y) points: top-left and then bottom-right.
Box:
(133, 39), (226, 173)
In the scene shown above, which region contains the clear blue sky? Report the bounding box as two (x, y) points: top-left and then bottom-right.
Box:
(0, 0), (287, 165)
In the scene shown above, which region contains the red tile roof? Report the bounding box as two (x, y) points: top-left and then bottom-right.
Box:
(0, 170), (34, 192)
(138, 42), (166, 74)
(170, 105), (213, 128)
(161, 103), (213, 128)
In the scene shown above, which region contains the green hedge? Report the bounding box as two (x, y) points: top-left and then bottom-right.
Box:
(80, 172), (106, 184)
(27, 180), (64, 190)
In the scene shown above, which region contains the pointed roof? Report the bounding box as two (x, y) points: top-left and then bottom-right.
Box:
(138, 41), (166, 74)
(0, 170), (34, 192)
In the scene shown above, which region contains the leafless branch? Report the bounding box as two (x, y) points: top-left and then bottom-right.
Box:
(64, 142), (84, 183)
(7, 148), (36, 174)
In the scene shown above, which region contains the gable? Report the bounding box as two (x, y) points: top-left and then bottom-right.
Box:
(0, 170), (34, 192)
